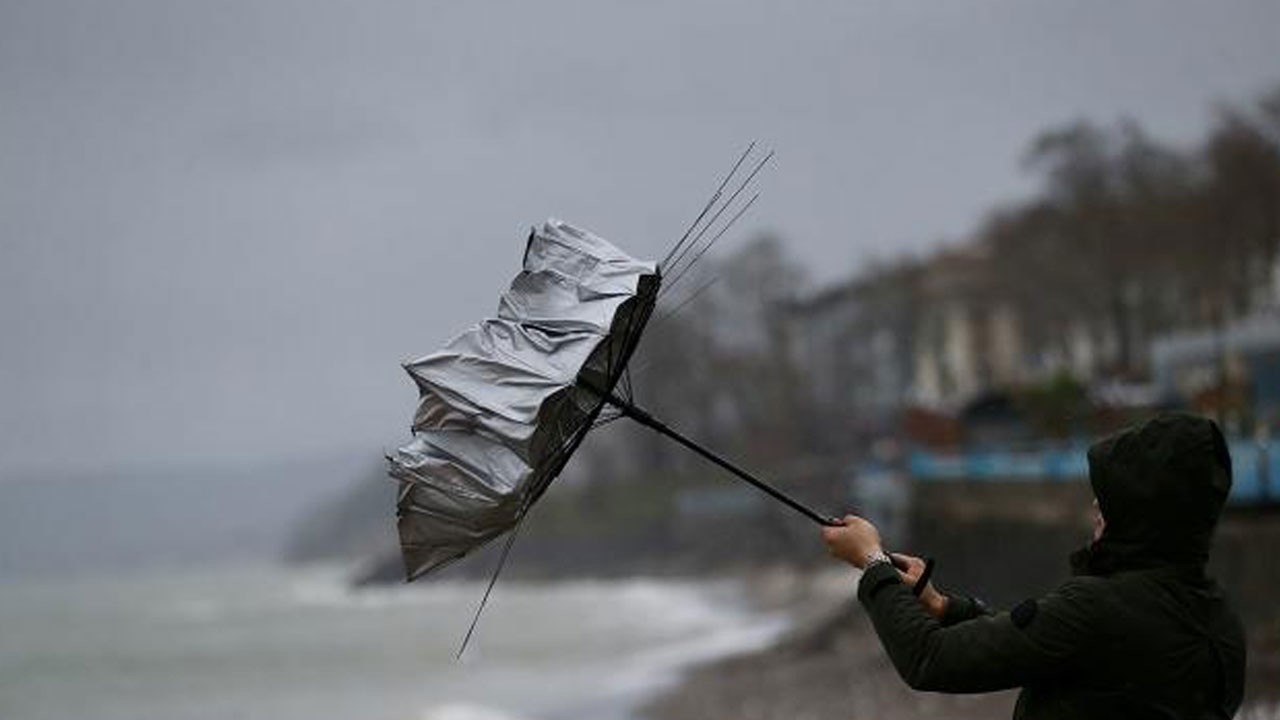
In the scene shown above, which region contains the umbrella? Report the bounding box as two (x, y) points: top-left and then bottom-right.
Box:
(388, 218), (664, 581)
(388, 221), (838, 560)
(387, 147), (931, 653)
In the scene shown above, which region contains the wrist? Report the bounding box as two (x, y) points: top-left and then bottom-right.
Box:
(923, 588), (949, 619)
(859, 547), (890, 571)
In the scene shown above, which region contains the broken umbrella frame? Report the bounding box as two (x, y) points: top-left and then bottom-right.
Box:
(387, 144), (932, 658)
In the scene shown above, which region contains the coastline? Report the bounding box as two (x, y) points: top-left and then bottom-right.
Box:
(638, 566), (1018, 720)
(640, 568), (1280, 720)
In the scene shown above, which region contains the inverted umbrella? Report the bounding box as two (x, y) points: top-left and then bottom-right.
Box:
(390, 215), (840, 545)
(388, 149), (930, 653)
(388, 218), (665, 581)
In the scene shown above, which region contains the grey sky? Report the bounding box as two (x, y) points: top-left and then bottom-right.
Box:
(3, 0), (1279, 478)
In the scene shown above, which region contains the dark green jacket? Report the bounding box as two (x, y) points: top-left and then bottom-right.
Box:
(859, 414), (1246, 719)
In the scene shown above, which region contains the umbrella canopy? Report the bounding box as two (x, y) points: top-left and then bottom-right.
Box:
(389, 219), (659, 581)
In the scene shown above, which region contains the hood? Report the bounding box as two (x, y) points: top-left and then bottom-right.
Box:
(1072, 413), (1232, 575)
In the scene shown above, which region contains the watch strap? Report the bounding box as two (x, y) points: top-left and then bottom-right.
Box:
(864, 550), (892, 570)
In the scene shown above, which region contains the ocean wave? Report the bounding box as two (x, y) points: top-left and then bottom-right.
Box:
(418, 702), (537, 720)
(5, 563), (796, 720)
(286, 570), (745, 621)
(601, 607), (791, 698)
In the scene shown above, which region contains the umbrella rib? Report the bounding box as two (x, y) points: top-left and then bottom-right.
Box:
(603, 285), (645, 396)
(662, 192), (721, 275)
(601, 310), (622, 391)
(665, 149), (762, 272)
(592, 413), (624, 430)
(410, 380), (598, 616)
(660, 141), (756, 271)
(663, 150), (772, 289)
(650, 276), (720, 330)
(603, 281), (650, 405)
(661, 192), (760, 297)
(458, 410), (584, 658)
(456, 508), (530, 660)
(592, 404), (624, 427)
(615, 298), (643, 403)
(615, 368), (631, 406)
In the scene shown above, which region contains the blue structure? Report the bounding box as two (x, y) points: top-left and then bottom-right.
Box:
(909, 439), (1279, 506)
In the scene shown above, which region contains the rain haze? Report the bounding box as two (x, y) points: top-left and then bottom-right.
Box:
(4, 3), (1280, 720)
(4, 0), (1279, 478)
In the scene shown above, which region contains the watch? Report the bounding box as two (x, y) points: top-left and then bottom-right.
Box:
(863, 549), (892, 570)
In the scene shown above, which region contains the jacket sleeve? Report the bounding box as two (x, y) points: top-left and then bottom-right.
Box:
(940, 591), (990, 626)
(856, 563), (1104, 693)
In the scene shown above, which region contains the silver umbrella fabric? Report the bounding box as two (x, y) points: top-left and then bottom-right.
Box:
(388, 219), (659, 581)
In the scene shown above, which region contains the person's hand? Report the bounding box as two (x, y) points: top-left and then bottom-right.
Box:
(820, 515), (883, 569)
(891, 552), (948, 619)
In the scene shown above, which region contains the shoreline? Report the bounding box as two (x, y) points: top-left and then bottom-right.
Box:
(640, 567), (1280, 720)
(637, 565), (1015, 720)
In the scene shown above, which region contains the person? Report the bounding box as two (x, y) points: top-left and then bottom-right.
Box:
(822, 412), (1247, 719)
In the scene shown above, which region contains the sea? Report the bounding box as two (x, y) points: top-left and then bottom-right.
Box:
(0, 564), (790, 720)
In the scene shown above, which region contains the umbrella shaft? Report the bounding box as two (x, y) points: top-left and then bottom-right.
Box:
(596, 390), (840, 527)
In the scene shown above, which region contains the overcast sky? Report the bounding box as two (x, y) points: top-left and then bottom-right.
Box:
(3, 0), (1280, 478)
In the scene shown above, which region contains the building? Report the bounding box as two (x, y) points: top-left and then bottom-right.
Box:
(910, 246), (1025, 408)
(784, 262), (919, 435)
(1150, 308), (1280, 425)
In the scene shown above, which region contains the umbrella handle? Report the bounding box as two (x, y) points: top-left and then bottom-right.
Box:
(912, 557), (936, 596)
(589, 385), (842, 527)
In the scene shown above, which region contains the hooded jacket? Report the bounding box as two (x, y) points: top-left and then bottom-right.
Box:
(858, 413), (1246, 719)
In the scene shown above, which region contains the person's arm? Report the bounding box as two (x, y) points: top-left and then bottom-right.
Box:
(857, 563), (1102, 692)
(888, 552), (991, 627)
(938, 591), (991, 626)
(823, 515), (1104, 693)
